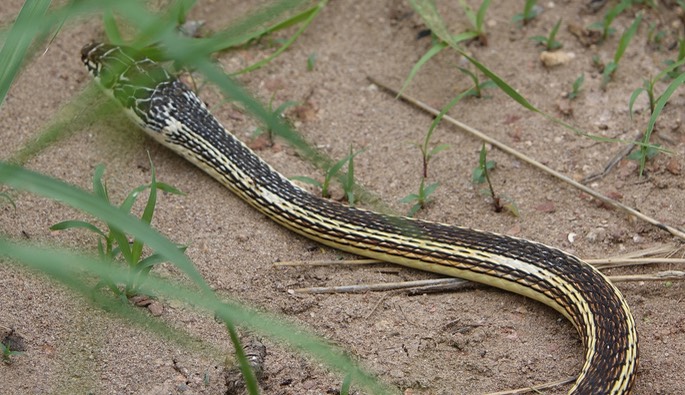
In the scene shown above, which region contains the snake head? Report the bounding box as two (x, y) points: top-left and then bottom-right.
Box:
(81, 42), (175, 125)
(81, 42), (171, 89)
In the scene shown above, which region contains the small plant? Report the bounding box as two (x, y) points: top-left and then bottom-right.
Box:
(252, 96), (299, 146)
(1, 342), (22, 364)
(646, 22), (667, 50)
(457, 67), (496, 99)
(291, 146), (364, 204)
(340, 146), (360, 205)
(588, 0), (631, 42)
(664, 38), (685, 79)
(457, 0), (492, 45)
(566, 73), (585, 100)
(472, 144), (518, 216)
(530, 19), (562, 50)
(627, 57), (685, 176)
(401, 178), (440, 217)
(1, 329), (24, 365)
(601, 13), (642, 88)
(50, 160), (184, 299)
(513, 0), (540, 26)
(307, 52), (317, 71)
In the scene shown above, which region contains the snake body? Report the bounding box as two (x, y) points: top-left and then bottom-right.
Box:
(81, 42), (638, 394)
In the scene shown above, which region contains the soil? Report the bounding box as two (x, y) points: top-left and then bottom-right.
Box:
(2, 1), (685, 394)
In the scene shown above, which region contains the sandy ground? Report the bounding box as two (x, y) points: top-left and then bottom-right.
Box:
(2, 1), (685, 394)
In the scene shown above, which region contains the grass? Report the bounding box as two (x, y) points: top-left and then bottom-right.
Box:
(588, 0), (631, 42)
(566, 73), (585, 100)
(401, 178), (440, 217)
(457, 0), (491, 45)
(530, 18), (563, 50)
(0, 1), (390, 394)
(252, 96), (300, 146)
(601, 12), (642, 88)
(1, 342), (22, 364)
(512, 0), (539, 26)
(50, 160), (184, 299)
(628, 57), (685, 176)
(472, 144), (518, 216)
(292, 146), (364, 204)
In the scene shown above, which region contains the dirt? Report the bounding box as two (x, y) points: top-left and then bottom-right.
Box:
(2, 1), (685, 394)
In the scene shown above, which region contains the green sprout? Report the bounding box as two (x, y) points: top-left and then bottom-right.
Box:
(530, 19), (562, 50)
(307, 52), (317, 71)
(1, 342), (22, 364)
(252, 96), (299, 146)
(588, 0), (631, 42)
(627, 57), (685, 176)
(457, 66), (496, 99)
(664, 38), (685, 79)
(291, 146), (364, 205)
(601, 13), (642, 88)
(472, 144), (518, 216)
(567, 73), (585, 100)
(457, 0), (492, 45)
(401, 178), (440, 217)
(513, 0), (539, 26)
(50, 160), (184, 299)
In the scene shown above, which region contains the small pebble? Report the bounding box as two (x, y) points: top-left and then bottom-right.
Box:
(540, 51), (575, 67)
(147, 301), (164, 316)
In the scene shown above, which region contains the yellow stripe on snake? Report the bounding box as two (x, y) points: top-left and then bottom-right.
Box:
(81, 42), (638, 394)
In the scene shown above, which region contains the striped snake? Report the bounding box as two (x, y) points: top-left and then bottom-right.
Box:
(81, 42), (638, 394)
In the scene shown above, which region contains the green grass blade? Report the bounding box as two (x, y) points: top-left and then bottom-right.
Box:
(232, 0), (327, 75)
(103, 9), (124, 45)
(92, 164), (109, 202)
(289, 175), (323, 188)
(0, 0), (51, 107)
(398, 41), (447, 97)
(0, 162), (212, 295)
(476, 0), (491, 31)
(613, 13), (642, 65)
(637, 70), (685, 175)
(129, 180), (157, 265)
(0, 239), (392, 394)
(50, 220), (107, 239)
(628, 86), (646, 120)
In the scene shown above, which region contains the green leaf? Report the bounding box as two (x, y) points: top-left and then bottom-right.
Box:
(406, 204), (422, 217)
(628, 86), (646, 120)
(290, 176), (323, 189)
(103, 10), (124, 45)
(428, 143), (450, 157)
(423, 181), (440, 196)
(613, 13), (642, 65)
(638, 70), (685, 175)
(92, 164), (109, 202)
(475, 0), (491, 31)
(400, 194), (420, 204)
(398, 41), (447, 97)
(0, 163), (209, 294)
(0, 0), (52, 108)
(50, 220), (107, 239)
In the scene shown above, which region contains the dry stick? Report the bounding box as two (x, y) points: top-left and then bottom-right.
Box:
(581, 129), (644, 184)
(289, 278), (463, 294)
(274, 258), (378, 266)
(366, 76), (685, 241)
(483, 376), (577, 395)
(289, 269), (685, 294)
(279, 256), (685, 270)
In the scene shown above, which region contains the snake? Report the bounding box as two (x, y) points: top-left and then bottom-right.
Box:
(81, 42), (638, 394)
